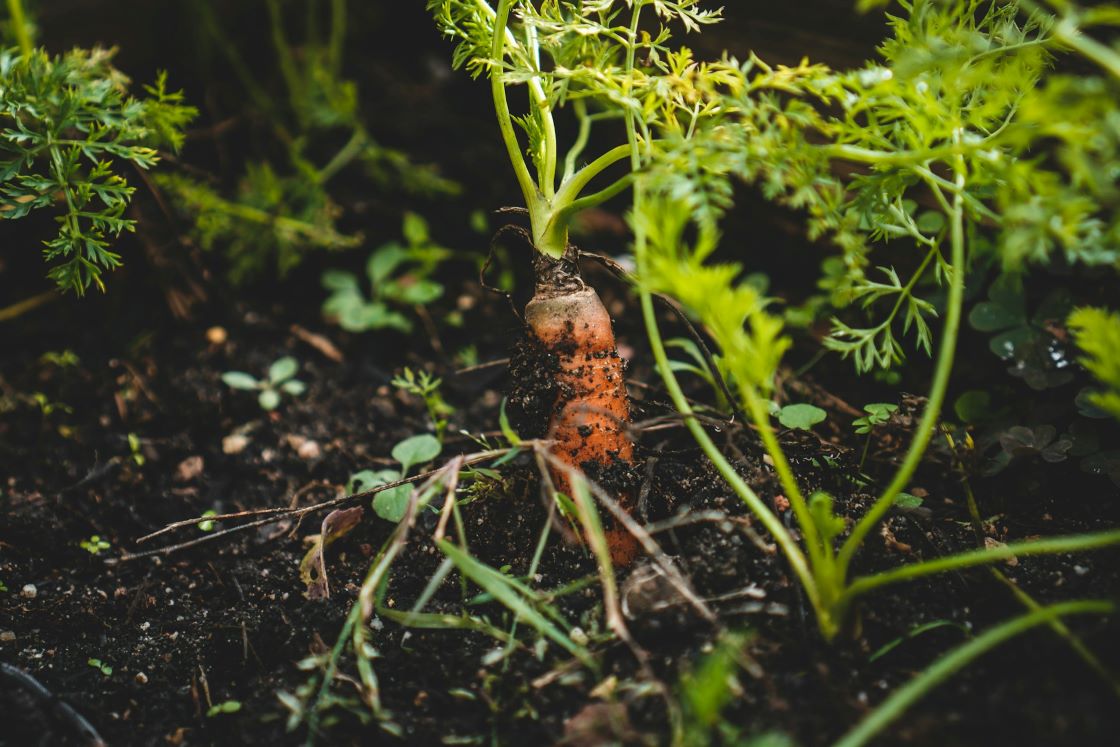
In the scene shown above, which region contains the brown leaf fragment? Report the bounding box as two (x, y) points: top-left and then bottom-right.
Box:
(299, 507), (364, 599)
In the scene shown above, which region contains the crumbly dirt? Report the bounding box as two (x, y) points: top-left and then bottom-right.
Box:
(3, 277), (1119, 747)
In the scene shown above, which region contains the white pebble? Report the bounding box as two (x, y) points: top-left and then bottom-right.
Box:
(20, 584), (37, 599)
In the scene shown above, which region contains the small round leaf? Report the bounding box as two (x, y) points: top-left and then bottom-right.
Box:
(392, 434), (442, 474)
(777, 403), (827, 431)
(258, 389), (281, 410)
(268, 357), (298, 384)
(222, 372), (259, 390)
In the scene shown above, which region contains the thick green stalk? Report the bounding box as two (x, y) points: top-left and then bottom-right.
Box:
(837, 159), (968, 577)
(489, 0), (537, 211)
(834, 600), (1116, 747)
(6, 0), (32, 58)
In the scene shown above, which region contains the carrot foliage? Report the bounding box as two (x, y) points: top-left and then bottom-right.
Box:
(0, 46), (194, 294)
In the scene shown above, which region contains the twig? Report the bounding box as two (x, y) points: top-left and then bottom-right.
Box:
(0, 289), (58, 323)
(120, 448), (525, 560)
(290, 324), (344, 363)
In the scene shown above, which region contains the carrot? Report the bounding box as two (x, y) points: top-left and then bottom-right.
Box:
(525, 256), (639, 566)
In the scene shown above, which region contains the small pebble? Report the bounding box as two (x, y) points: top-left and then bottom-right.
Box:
(20, 584), (37, 599)
(222, 434), (250, 455)
(0, 630), (15, 642)
(297, 439), (322, 460)
(206, 326), (228, 345)
(134, 672), (149, 685)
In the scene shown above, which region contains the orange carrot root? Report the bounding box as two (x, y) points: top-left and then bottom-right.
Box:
(525, 284), (639, 566)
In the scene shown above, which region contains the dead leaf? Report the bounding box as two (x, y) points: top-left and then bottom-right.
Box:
(175, 456), (204, 482)
(985, 536), (1019, 566)
(300, 507), (364, 599)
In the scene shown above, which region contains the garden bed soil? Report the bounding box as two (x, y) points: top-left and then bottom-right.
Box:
(3, 266), (1119, 746)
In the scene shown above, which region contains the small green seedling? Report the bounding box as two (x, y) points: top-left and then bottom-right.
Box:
(197, 510), (218, 532)
(853, 403), (898, 435)
(222, 357), (307, 411)
(127, 433), (145, 466)
(776, 403), (827, 431)
(39, 350), (80, 368)
(321, 213), (447, 333)
(392, 368), (454, 438)
(31, 392), (72, 417)
(349, 433), (442, 522)
(87, 658), (112, 676)
(853, 402), (899, 469)
(80, 535), (111, 555)
(206, 700), (242, 717)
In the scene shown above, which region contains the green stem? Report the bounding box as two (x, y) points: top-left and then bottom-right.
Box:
(6, 0), (32, 57)
(635, 252), (824, 625)
(551, 173), (633, 222)
(554, 144), (633, 208)
(317, 127), (366, 184)
(742, 386), (825, 570)
(489, 0), (537, 213)
(837, 155), (968, 577)
(328, 0), (346, 75)
(563, 99), (593, 182)
(1028, 2), (1120, 81)
(834, 600), (1116, 747)
(841, 528), (1120, 603)
(537, 143), (634, 257)
(265, 0), (306, 128)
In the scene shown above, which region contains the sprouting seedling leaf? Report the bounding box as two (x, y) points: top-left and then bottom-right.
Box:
(895, 493), (924, 509)
(268, 356), (298, 384)
(258, 389), (281, 411)
(350, 468), (410, 522)
(853, 403), (898, 434)
(402, 211), (430, 246)
(392, 434), (442, 475)
(498, 398), (522, 447)
(87, 658), (112, 676)
(222, 358), (306, 410)
(198, 510), (218, 532)
(954, 391), (994, 424)
(777, 403), (827, 431)
(206, 700), (242, 717)
(281, 380), (307, 396)
(221, 372), (259, 390)
(299, 507), (364, 600)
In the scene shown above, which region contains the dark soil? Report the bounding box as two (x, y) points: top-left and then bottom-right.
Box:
(3, 261), (1120, 746)
(3, 2), (1120, 745)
